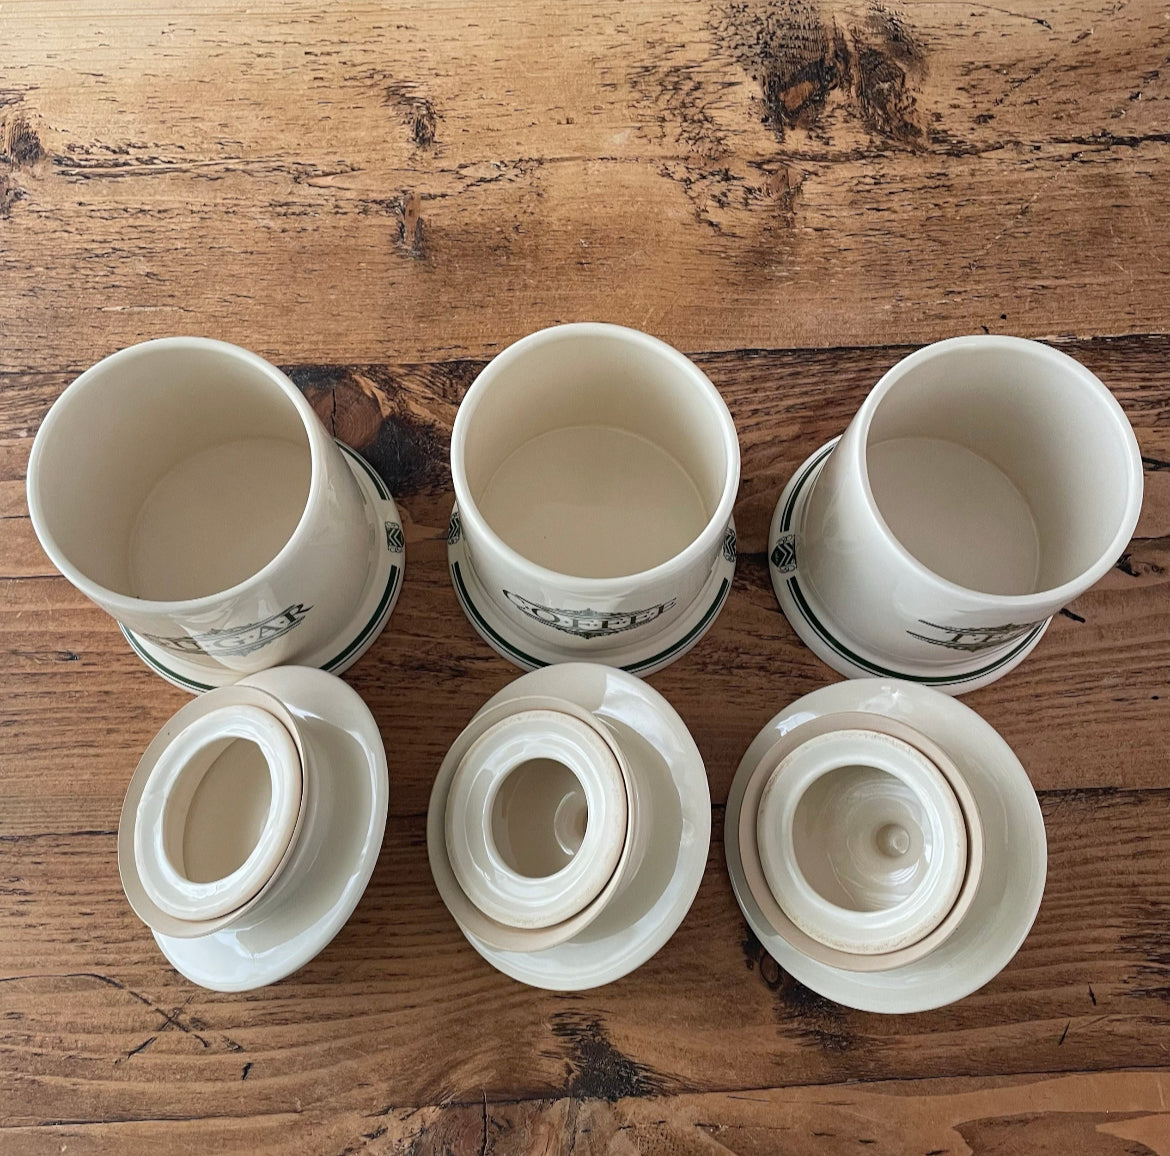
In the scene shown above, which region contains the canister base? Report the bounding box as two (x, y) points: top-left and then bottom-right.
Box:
(769, 439), (1049, 696)
(447, 504), (736, 677)
(429, 662), (711, 990)
(122, 443), (404, 693)
(725, 678), (1046, 1013)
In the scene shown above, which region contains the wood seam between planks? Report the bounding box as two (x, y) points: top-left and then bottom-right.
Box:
(4, 331), (1170, 379)
(5, 1064), (1170, 1128)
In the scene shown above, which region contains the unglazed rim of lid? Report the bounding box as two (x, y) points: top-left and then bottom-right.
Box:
(118, 685), (312, 940)
(738, 711), (985, 973)
(756, 728), (966, 955)
(433, 693), (644, 953)
(445, 708), (627, 929)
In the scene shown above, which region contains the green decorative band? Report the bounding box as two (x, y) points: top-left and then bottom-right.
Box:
(338, 441), (391, 500)
(785, 577), (1045, 687)
(628, 577), (730, 675)
(450, 561), (543, 668)
(120, 625), (216, 692)
(325, 441), (401, 669)
(322, 564), (400, 672)
(782, 440), (836, 527)
(451, 560), (731, 675)
(773, 442), (1046, 687)
(122, 561), (401, 690)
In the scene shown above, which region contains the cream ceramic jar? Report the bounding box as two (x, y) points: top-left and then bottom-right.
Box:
(769, 336), (1142, 692)
(28, 338), (404, 691)
(448, 323), (740, 676)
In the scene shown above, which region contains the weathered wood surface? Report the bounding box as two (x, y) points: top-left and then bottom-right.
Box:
(1, 0), (1169, 370)
(2, 338), (1167, 832)
(3, 788), (1170, 1124)
(6, 1070), (1170, 1155)
(0, 335), (1168, 1152)
(3, 0), (1170, 1149)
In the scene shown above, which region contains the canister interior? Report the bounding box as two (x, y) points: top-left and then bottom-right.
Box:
(865, 343), (1136, 595)
(463, 333), (729, 578)
(34, 344), (312, 601)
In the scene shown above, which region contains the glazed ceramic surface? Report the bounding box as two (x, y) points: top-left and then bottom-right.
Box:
(27, 338), (404, 692)
(739, 711), (985, 973)
(769, 336), (1142, 692)
(133, 703), (303, 922)
(428, 664), (710, 989)
(444, 708), (628, 929)
(430, 694), (644, 953)
(756, 728), (967, 955)
(448, 323), (740, 675)
(726, 680), (1046, 1011)
(119, 685), (314, 941)
(145, 666), (388, 991)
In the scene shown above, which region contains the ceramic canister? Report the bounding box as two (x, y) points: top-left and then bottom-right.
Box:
(27, 338), (404, 691)
(118, 667), (390, 992)
(769, 336), (1143, 693)
(448, 323), (740, 676)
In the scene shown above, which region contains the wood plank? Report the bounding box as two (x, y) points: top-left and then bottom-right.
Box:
(1, 337), (1166, 835)
(2, 787), (1170, 1125)
(469, 1075), (1170, 1156)
(4, 1069), (1170, 1155)
(1, 0), (1168, 370)
(0, 525), (1167, 835)
(3, 1), (1168, 1149)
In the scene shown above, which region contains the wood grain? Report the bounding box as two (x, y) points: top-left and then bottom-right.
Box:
(2, 337), (1166, 837)
(4, 1070), (1170, 1155)
(1, 0), (1169, 371)
(3, 1), (1170, 1149)
(3, 787), (1170, 1131)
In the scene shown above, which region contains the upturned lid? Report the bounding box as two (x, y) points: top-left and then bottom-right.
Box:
(756, 728), (967, 956)
(444, 708), (628, 929)
(118, 684), (309, 938)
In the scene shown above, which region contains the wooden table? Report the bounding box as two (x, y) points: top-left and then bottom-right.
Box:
(2, 1), (1168, 1151)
